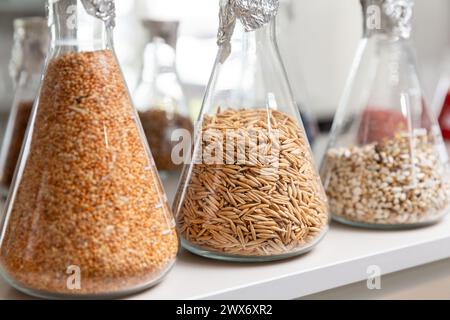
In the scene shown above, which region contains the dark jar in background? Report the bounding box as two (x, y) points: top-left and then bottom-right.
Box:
(133, 19), (193, 175)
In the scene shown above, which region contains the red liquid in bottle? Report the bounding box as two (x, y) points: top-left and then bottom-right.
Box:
(438, 90), (450, 140)
(357, 107), (407, 144)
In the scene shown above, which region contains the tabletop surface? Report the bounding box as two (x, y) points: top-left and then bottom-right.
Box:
(1, 216), (449, 300)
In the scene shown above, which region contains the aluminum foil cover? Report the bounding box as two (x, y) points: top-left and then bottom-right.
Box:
(81, 0), (116, 29)
(218, 0), (279, 47)
(382, 0), (414, 38)
(235, 0), (280, 32)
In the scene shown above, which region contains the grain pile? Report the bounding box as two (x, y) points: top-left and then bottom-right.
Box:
(323, 130), (450, 225)
(0, 50), (178, 296)
(139, 109), (193, 172)
(0, 101), (33, 191)
(175, 108), (329, 257)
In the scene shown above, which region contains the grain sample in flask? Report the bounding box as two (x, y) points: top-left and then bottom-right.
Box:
(173, 0), (329, 262)
(0, 0), (178, 299)
(320, 0), (450, 229)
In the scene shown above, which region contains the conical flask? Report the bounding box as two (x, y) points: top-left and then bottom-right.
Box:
(133, 19), (193, 175)
(173, 0), (329, 262)
(0, 17), (49, 196)
(0, 0), (178, 299)
(320, 0), (450, 228)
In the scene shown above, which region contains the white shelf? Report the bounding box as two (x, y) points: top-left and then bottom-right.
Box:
(1, 216), (450, 300)
(1, 137), (450, 299)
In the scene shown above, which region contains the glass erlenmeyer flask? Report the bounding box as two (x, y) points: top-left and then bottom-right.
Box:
(173, 0), (329, 262)
(0, 0), (178, 299)
(133, 19), (193, 175)
(0, 17), (49, 196)
(320, 0), (450, 229)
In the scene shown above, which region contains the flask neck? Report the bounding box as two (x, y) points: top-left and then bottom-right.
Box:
(219, 18), (278, 61)
(247, 18), (277, 49)
(216, 0), (280, 63)
(47, 0), (115, 52)
(361, 0), (414, 40)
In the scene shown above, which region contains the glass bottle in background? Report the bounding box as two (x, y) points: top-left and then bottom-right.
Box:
(437, 50), (450, 142)
(0, 0), (178, 299)
(321, 0), (450, 229)
(0, 17), (49, 196)
(133, 19), (193, 177)
(173, 0), (329, 262)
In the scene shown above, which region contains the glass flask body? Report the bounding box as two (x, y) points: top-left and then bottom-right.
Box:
(0, 17), (49, 196)
(133, 20), (193, 175)
(173, 0), (329, 262)
(321, 0), (450, 229)
(0, 0), (178, 299)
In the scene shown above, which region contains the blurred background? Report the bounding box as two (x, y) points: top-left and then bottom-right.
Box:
(0, 0), (449, 129)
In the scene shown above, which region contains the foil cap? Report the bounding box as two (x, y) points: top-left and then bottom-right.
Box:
(234, 0), (280, 32)
(218, 0), (279, 46)
(81, 0), (116, 29)
(383, 0), (413, 38)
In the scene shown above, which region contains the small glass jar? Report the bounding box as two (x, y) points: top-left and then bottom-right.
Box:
(0, 0), (178, 299)
(0, 17), (49, 196)
(133, 19), (193, 176)
(173, 0), (329, 262)
(320, 0), (450, 229)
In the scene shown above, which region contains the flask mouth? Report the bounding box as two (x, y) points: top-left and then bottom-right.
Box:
(142, 19), (180, 50)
